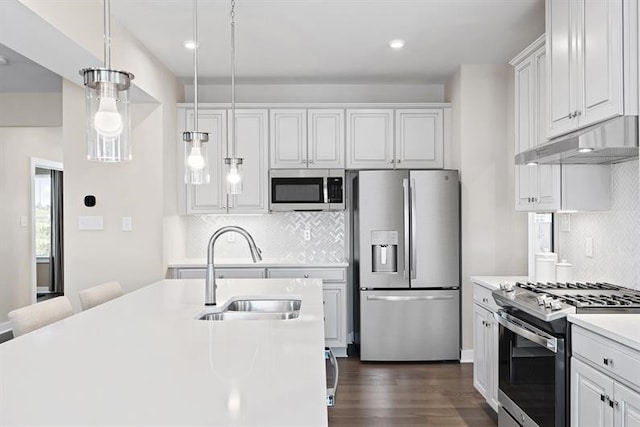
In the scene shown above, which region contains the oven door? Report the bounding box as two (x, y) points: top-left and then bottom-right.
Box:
(495, 310), (565, 427)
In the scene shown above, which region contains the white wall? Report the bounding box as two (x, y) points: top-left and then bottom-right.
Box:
(445, 64), (528, 351)
(0, 93), (62, 127)
(185, 83), (445, 103)
(0, 126), (62, 322)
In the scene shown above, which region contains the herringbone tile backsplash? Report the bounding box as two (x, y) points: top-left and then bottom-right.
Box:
(185, 212), (346, 262)
(557, 160), (639, 288)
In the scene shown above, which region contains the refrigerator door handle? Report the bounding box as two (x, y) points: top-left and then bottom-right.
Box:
(366, 295), (454, 301)
(403, 178), (410, 280)
(410, 179), (417, 280)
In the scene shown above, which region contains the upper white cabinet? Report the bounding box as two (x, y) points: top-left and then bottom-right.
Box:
(270, 109), (345, 169)
(346, 108), (446, 169)
(395, 109), (444, 169)
(182, 109), (227, 214)
(178, 107), (268, 214)
(512, 37), (561, 212)
(307, 109), (345, 169)
(228, 109), (269, 213)
(546, 0), (637, 139)
(346, 109), (395, 169)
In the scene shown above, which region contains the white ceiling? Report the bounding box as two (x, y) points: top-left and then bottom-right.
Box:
(112, 0), (545, 85)
(0, 44), (61, 93)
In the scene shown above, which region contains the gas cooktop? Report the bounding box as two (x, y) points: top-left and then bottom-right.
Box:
(492, 281), (640, 322)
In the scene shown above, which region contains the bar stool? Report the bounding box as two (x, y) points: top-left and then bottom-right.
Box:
(78, 281), (124, 310)
(8, 296), (73, 337)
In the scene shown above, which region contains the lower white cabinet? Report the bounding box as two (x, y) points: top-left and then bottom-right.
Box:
(571, 326), (640, 427)
(472, 282), (499, 412)
(267, 267), (347, 353)
(170, 267), (265, 280)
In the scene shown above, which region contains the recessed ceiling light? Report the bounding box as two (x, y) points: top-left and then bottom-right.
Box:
(389, 39), (405, 50)
(0, 56), (8, 65)
(183, 40), (198, 50)
(578, 147), (594, 153)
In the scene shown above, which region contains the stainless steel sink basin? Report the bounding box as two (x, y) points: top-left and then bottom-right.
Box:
(196, 297), (302, 321)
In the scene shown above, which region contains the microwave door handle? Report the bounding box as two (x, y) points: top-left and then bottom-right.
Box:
(495, 311), (558, 353)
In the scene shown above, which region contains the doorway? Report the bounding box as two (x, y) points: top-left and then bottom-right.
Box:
(31, 158), (64, 303)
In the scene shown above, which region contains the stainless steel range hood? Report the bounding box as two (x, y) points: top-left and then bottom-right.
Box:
(515, 116), (639, 165)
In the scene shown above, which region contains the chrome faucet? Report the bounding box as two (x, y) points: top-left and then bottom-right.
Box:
(205, 226), (263, 306)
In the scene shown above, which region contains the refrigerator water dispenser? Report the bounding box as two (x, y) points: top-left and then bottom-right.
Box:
(371, 231), (398, 273)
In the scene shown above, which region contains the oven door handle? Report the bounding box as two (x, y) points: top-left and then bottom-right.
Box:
(495, 311), (558, 353)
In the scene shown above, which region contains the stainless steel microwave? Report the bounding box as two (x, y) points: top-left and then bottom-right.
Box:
(269, 169), (345, 211)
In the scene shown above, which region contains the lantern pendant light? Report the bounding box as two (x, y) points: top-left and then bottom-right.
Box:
(80, 0), (134, 162)
(225, 0), (243, 195)
(182, 0), (210, 185)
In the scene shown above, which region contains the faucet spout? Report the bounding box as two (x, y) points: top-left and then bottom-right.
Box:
(205, 226), (263, 306)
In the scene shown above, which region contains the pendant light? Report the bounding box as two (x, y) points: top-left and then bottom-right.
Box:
(225, 0), (243, 195)
(80, 0), (135, 162)
(182, 0), (210, 185)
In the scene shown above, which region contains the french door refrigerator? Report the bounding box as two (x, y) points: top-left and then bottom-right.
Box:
(354, 170), (460, 361)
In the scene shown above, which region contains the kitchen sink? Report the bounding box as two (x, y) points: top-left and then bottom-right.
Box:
(196, 297), (302, 321)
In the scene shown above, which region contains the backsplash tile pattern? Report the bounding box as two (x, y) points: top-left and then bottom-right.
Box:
(185, 212), (346, 262)
(557, 160), (639, 287)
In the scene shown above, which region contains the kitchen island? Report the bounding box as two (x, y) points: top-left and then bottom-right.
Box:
(0, 278), (328, 426)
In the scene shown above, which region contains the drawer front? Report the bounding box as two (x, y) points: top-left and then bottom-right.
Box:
(572, 326), (640, 387)
(473, 283), (499, 312)
(267, 268), (346, 283)
(176, 268), (206, 279)
(214, 268), (265, 279)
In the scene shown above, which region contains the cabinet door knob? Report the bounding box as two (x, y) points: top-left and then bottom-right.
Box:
(397, 160), (401, 163)
(576, 110), (582, 117)
(304, 274), (309, 278)
(568, 112), (574, 119)
(308, 160), (314, 164)
(218, 275), (224, 279)
(389, 160), (394, 164)
(603, 357), (613, 366)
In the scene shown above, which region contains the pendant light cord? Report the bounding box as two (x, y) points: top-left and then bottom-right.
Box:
(193, 0), (199, 133)
(104, 0), (111, 69)
(230, 0), (236, 158)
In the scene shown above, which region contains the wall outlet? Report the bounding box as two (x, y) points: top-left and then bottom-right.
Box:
(303, 229), (311, 241)
(559, 215), (571, 233)
(227, 232), (236, 243)
(19, 216), (28, 228)
(585, 237), (593, 258)
(121, 216), (132, 232)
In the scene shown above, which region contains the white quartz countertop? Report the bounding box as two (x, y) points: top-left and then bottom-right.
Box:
(568, 314), (640, 353)
(168, 258), (349, 268)
(0, 279), (328, 426)
(470, 276), (528, 290)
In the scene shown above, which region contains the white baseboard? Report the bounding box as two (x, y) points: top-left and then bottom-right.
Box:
(0, 321), (12, 335)
(460, 349), (474, 363)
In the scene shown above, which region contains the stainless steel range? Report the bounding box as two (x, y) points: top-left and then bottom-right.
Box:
(492, 282), (640, 427)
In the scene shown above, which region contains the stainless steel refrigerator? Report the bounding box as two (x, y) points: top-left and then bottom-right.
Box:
(353, 170), (460, 361)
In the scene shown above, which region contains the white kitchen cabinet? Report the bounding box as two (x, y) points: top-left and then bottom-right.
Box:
(267, 267), (347, 353)
(395, 109), (444, 169)
(270, 109), (345, 169)
(546, 0), (637, 139)
(307, 109), (345, 169)
(571, 325), (640, 427)
(270, 109), (307, 169)
(472, 282), (499, 412)
(227, 109), (269, 213)
(346, 109), (394, 169)
(181, 109), (227, 214)
(511, 36), (562, 212)
(178, 108), (268, 214)
(169, 267), (266, 280)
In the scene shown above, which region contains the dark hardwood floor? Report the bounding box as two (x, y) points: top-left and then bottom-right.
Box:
(328, 356), (498, 426)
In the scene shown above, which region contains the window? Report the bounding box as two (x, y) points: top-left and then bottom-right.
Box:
(35, 173), (51, 258)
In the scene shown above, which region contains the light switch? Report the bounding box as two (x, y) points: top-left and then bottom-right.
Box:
(19, 216), (28, 227)
(122, 216), (132, 232)
(78, 216), (104, 231)
(303, 230), (311, 241)
(585, 237), (593, 258)
(559, 215), (571, 233)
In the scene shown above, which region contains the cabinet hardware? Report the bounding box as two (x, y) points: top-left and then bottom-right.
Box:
(483, 297), (488, 303)
(609, 398), (615, 408)
(576, 110), (582, 117)
(601, 394), (606, 402)
(218, 275), (224, 279)
(569, 112), (574, 119)
(397, 160), (401, 163)
(614, 400), (619, 408)
(389, 160), (394, 164)
(308, 160), (314, 164)
(304, 274), (309, 278)
(604, 357), (613, 366)
(481, 320), (486, 326)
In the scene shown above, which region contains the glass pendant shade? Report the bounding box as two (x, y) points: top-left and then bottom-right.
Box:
(184, 131), (210, 185)
(225, 157), (243, 195)
(81, 68), (134, 162)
